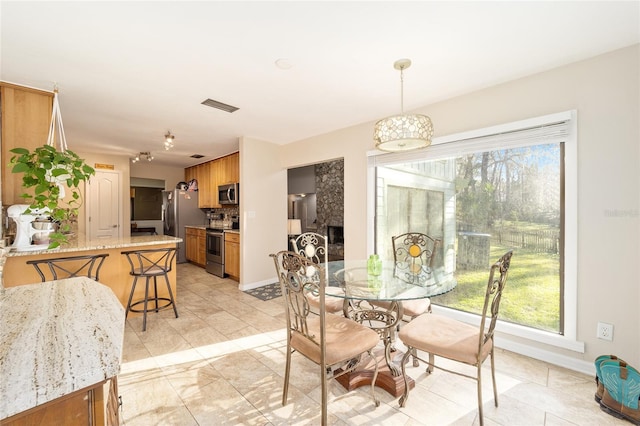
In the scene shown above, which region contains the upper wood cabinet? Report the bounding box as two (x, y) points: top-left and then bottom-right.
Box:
(184, 166), (197, 185)
(1, 83), (54, 206)
(217, 152), (239, 185)
(197, 162), (212, 208)
(184, 152), (239, 209)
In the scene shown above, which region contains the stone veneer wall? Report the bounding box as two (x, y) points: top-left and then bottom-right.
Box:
(315, 159), (344, 259)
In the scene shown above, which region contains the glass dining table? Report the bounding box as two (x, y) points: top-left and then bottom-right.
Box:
(324, 259), (457, 397)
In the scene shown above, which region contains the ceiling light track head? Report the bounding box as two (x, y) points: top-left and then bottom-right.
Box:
(131, 151), (153, 163)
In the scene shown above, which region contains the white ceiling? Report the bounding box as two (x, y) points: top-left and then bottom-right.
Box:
(1, 1), (639, 168)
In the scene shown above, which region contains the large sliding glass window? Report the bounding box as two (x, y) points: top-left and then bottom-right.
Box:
(370, 112), (576, 336)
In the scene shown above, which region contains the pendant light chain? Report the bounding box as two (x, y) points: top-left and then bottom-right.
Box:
(400, 65), (405, 114)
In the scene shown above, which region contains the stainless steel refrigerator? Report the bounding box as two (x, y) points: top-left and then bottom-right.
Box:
(162, 189), (206, 263)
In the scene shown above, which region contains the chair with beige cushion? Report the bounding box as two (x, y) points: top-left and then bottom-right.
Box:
(373, 233), (441, 365)
(270, 251), (380, 425)
(398, 250), (513, 426)
(290, 232), (345, 314)
(392, 232), (441, 286)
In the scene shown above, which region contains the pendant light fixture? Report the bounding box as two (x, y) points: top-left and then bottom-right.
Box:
(373, 59), (433, 152)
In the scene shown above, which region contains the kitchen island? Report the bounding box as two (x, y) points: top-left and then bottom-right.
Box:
(0, 277), (125, 424)
(2, 234), (181, 307)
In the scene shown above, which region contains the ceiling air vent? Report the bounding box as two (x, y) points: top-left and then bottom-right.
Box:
(190, 154), (205, 159)
(201, 98), (239, 113)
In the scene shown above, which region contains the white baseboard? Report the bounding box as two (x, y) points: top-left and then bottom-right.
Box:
(239, 278), (277, 292)
(496, 335), (594, 376)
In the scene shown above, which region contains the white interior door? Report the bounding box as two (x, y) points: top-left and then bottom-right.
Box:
(86, 170), (122, 239)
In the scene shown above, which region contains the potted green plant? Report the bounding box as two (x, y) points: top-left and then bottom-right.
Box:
(8, 144), (95, 248)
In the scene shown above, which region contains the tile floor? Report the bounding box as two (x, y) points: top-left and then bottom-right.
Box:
(119, 263), (626, 425)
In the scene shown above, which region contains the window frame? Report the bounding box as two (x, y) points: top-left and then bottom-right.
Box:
(367, 110), (584, 353)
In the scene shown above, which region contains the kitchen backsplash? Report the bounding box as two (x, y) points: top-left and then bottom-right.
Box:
(205, 207), (239, 229)
(205, 207), (238, 217)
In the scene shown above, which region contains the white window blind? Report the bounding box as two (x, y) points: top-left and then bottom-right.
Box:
(369, 110), (574, 166)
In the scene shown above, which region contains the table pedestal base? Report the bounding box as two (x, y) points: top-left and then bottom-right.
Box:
(335, 349), (415, 398)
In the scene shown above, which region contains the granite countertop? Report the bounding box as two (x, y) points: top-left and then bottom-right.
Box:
(0, 277), (125, 420)
(5, 234), (182, 258)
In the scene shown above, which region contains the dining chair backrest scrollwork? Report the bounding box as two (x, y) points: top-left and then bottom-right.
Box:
(290, 232), (328, 265)
(398, 250), (513, 426)
(289, 232), (344, 314)
(392, 232), (441, 284)
(270, 251), (380, 425)
(26, 254), (110, 282)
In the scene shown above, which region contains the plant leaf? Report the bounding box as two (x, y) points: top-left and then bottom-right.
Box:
(11, 163), (30, 173)
(51, 168), (69, 177)
(35, 183), (49, 195)
(10, 147), (30, 155)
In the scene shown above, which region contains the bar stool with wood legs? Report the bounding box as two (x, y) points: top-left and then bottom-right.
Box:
(121, 247), (178, 331)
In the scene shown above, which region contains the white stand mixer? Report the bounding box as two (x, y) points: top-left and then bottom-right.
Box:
(7, 204), (56, 251)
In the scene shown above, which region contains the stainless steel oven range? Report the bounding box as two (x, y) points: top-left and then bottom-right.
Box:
(206, 228), (225, 277)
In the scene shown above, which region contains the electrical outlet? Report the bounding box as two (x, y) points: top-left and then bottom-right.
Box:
(597, 322), (614, 341)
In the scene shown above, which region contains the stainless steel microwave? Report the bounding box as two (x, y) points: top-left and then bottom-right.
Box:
(218, 183), (239, 205)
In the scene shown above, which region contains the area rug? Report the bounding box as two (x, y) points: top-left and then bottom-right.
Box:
(245, 283), (282, 301)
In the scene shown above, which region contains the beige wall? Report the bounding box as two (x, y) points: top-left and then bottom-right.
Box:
(130, 162), (186, 191)
(241, 44), (639, 371)
(238, 136), (287, 288)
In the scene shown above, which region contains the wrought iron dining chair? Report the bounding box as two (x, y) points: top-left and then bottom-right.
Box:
(290, 232), (344, 314)
(392, 232), (441, 286)
(398, 250), (513, 426)
(26, 253), (109, 282)
(270, 251), (380, 425)
(374, 232), (441, 366)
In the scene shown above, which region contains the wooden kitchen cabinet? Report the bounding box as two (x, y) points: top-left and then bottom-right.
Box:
(185, 162), (214, 208)
(185, 227), (206, 267)
(185, 227), (197, 262)
(1, 83), (54, 206)
(224, 152), (240, 184)
(183, 152), (238, 209)
(212, 153), (239, 207)
(197, 162), (213, 208)
(184, 165), (197, 185)
(2, 377), (119, 426)
(224, 232), (240, 281)
(196, 229), (206, 266)
(216, 152), (239, 186)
